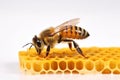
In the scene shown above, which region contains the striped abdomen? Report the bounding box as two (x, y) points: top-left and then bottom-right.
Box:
(60, 25), (90, 39)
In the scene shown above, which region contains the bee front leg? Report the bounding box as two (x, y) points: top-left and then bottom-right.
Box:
(46, 45), (50, 57)
(34, 46), (41, 55)
(37, 49), (41, 55)
(35, 48), (41, 55)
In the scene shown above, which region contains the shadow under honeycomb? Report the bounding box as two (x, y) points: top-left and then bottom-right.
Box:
(19, 47), (120, 74)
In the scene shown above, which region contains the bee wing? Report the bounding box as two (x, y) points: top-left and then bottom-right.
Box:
(55, 18), (80, 30)
(50, 18), (80, 36)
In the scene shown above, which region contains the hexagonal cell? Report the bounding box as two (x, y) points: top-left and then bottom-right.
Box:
(85, 60), (94, 70)
(72, 70), (79, 74)
(117, 62), (120, 69)
(89, 57), (98, 61)
(26, 62), (31, 70)
(95, 60), (104, 72)
(68, 61), (74, 70)
(43, 62), (50, 70)
(40, 71), (46, 74)
(22, 63), (25, 68)
(76, 60), (83, 70)
(56, 71), (63, 74)
(113, 70), (120, 74)
(59, 61), (66, 70)
(25, 57), (31, 60)
(64, 70), (71, 74)
(109, 60), (116, 69)
(33, 62), (42, 72)
(102, 68), (111, 74)
(19, 60), (23, 68)
(51, 61), (58, 70)
(102, 57), (109, 61)
(48, 71), (54, 74)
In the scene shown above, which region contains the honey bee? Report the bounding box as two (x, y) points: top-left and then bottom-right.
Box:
(23, 18), (90, 58)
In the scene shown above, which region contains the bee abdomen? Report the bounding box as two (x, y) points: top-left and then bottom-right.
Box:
(60, 25), (90, 39)
(78, 27), (90, 39)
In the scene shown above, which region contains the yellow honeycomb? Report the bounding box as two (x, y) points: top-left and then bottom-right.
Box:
(18, 47), (120, 74)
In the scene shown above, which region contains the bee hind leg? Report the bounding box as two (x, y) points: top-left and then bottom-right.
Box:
(62, 39), (86, 58)
(72, 41), (87, 58)
(46, 45), (50, 57)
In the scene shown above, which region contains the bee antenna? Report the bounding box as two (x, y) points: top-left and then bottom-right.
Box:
(22, 43), (33, 48)
(29, 44), (33, 49)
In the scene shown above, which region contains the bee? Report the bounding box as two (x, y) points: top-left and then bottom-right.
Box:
(23, 18), (90, 58)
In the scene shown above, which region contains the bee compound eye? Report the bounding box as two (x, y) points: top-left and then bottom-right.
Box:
(36, 40), (41, 47)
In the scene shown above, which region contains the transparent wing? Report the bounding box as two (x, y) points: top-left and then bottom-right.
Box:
(50, 18), (80, 36)
(55, 18), (80, 30)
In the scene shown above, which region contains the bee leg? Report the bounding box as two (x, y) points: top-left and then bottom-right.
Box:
(34, 46), (41, 55)
(35, 48), (41, 55)
(68, 42), (75, 51)
(46, 45), (50, 57)
(37, 49), (41, 55)
(62, 39), (86, 58)
(72, 41), (86, 58)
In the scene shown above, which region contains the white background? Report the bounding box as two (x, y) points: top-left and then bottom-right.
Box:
(0, 0), (120, 80)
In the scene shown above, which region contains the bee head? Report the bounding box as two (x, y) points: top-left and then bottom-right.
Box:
(32, 35), (44, 53)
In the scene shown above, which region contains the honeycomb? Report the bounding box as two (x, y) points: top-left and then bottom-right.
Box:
(18, 47), (120, 74)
